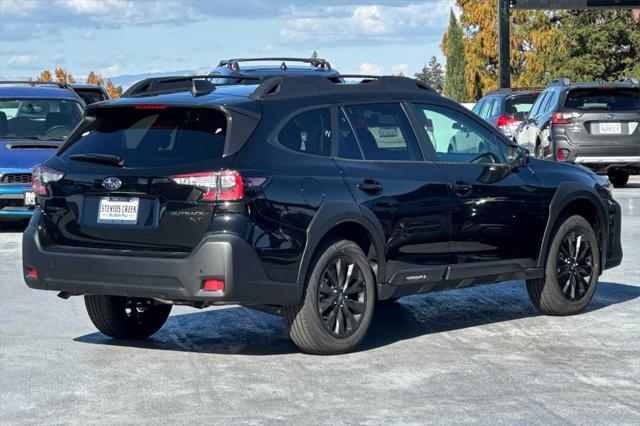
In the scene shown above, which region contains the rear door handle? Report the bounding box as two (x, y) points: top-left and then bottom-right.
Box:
(449, 182), (473, 197)
(357, 179), (383, 195)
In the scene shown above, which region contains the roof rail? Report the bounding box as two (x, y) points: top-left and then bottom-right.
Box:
(218, 57), (331, 72)
(122, 73), (261, 98)
(546, 77), (571, 87)
(619, 77), (639, 84)
(0, 80), (70, 89)
(487, 86), (543, 93)
(250, 74), (432, 100)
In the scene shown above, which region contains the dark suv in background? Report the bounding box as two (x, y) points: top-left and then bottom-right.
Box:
(472, 88), (540, 139)
(23, 74), (622, 355)
(515, 78), (640, 187)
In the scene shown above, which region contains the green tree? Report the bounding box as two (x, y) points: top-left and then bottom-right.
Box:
(415, 56), (445, 93)
(555, 10), (640, 81)
(443, 10), (468, 102)
(311, 49), (318, 59)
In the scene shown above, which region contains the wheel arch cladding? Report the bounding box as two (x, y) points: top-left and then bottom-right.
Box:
(297, 202), (386, 289)
(538, 182), (608, 270)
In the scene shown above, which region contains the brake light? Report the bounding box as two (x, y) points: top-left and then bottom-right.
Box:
(32, 165), (64, 196)
(134, 104), (166, 110)
(557, 148), (570, 160)
(552, 112), (582, 125)
(170, 170), (244, 201)
(496, 115), (520, 128)
(24, 266), (37, 280)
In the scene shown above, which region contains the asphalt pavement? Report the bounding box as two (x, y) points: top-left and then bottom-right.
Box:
(1, 178), (638, 425)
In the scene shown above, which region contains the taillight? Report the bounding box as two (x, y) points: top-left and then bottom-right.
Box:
(557, 148), (570, 160)
(496, 115), (520, 128)
(170, 170), (244, 201)
(552, 112), (582, 125)
(32, 165), (64, 196)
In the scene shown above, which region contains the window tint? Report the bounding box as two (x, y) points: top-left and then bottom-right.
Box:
(278, 108), (332, 157)
(343, 103), (422, 161)
(479, 99), (492, 118)
(564, 87), (640, 111)
(412, 104), (506, 164)
(60, 108), (227, 167)
(337, 109), (362, 160)
(489, 99), (501, 117)
(472, 100), (484, 114)
(529, 91), (548, 117)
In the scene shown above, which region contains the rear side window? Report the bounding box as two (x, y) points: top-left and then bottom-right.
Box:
(278, 108), (331, 157)
(342, 103), (422, 161)
(564, 88), (640, 111)
(472, 100), (484, 115)
(60, 108), (227, 167)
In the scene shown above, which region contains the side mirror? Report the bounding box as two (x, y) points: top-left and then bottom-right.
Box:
(507, 145), (529, 169)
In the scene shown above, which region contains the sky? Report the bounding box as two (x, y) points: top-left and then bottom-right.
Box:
(0, 0), (455, 83)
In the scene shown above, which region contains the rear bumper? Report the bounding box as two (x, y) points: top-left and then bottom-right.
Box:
(22, 210), (303, 306)
(552, 136), (640, 172)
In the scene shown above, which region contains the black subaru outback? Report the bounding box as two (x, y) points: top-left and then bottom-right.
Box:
(23, 75), (622, 355)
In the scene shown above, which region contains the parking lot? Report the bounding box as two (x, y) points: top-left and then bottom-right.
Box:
(0, 179), (638, 425)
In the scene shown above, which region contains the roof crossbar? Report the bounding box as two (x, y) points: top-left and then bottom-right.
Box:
(218, 57), (332, 71)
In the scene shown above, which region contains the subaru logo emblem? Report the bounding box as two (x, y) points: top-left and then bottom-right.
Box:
(606, 113), (616, 120)
(102, 177), (122, 190)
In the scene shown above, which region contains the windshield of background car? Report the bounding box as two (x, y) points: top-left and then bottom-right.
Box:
(0, 98), (84, 140)
(59, 107), (228, 168)
(564, 87), (640, 111)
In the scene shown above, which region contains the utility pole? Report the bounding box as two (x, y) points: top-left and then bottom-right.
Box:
(498, 0), (511, 88)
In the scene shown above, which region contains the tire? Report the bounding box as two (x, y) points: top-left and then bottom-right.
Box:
(526, 215), (600, 316)
(608, 171), (629, 188)
(84, 295), (172, 339)
(283, 240), (376, 355)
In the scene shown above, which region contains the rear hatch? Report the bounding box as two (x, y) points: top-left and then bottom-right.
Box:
(39, 105), (250, 255)
(556, 86), (640, 147)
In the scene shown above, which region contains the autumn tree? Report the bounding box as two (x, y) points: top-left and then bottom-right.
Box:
(53, 68), (76, 84)
(443, 10), (468, 102)
(85, 71), (105, 85)
(36, 70), (53, 82)
(415, 56), (445, 93)
(105, 80), (122, 99)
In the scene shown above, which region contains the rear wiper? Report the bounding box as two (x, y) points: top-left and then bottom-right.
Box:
(69, 153), (125, 167)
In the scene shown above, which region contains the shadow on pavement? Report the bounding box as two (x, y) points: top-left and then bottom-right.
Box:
(74, 280), (639, 355)
(0, 220), (28, 233)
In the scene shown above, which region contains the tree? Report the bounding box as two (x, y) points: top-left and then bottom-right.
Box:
(415, 56), (445, 93)
(105, 79), (122, 99)
(54, 68), (76, 84)
(36, 70), (52, 82)
(443, 9), (468, 102)
(86, 71), (105, 85)
(311, 50), (318, 59)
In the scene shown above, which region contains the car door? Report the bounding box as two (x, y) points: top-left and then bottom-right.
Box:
(409, 103), (546, 276)
(333, 102), (450, 285)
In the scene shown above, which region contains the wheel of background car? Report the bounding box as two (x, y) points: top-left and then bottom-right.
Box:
(470, 152), (498, 164)
(283, 239), (376, 355)
(526, 215), (600, 316)
(44, 125), (72, 138)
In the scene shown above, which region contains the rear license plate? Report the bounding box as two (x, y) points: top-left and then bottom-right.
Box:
(24, 191), (36, 206)
(599, 122), (621, 134)
(98, 197), (139, 224)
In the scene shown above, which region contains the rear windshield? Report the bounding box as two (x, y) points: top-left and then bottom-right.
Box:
(564, 88), (640, 111)
(60, 107), (227, 167)
(505, 94), (538, 114)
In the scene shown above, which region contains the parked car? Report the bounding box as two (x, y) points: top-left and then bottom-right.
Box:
(23, 75), (622, 354)
(472, 88), (540, 139)
(71, 84), (109, 105)
(0, 81), (84, 222)
(514, 78), (640, 187)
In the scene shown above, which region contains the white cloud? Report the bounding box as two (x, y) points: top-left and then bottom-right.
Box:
(391, 63), (409, 74)
(352, 5), (388, 34)
(358, 62), (384, 75)
(7, 55), (38, 65)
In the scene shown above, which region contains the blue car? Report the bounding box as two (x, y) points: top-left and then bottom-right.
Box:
(0, 82), (84, 221)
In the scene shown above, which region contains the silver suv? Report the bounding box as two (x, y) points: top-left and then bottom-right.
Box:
(514, 78), (639, 187)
